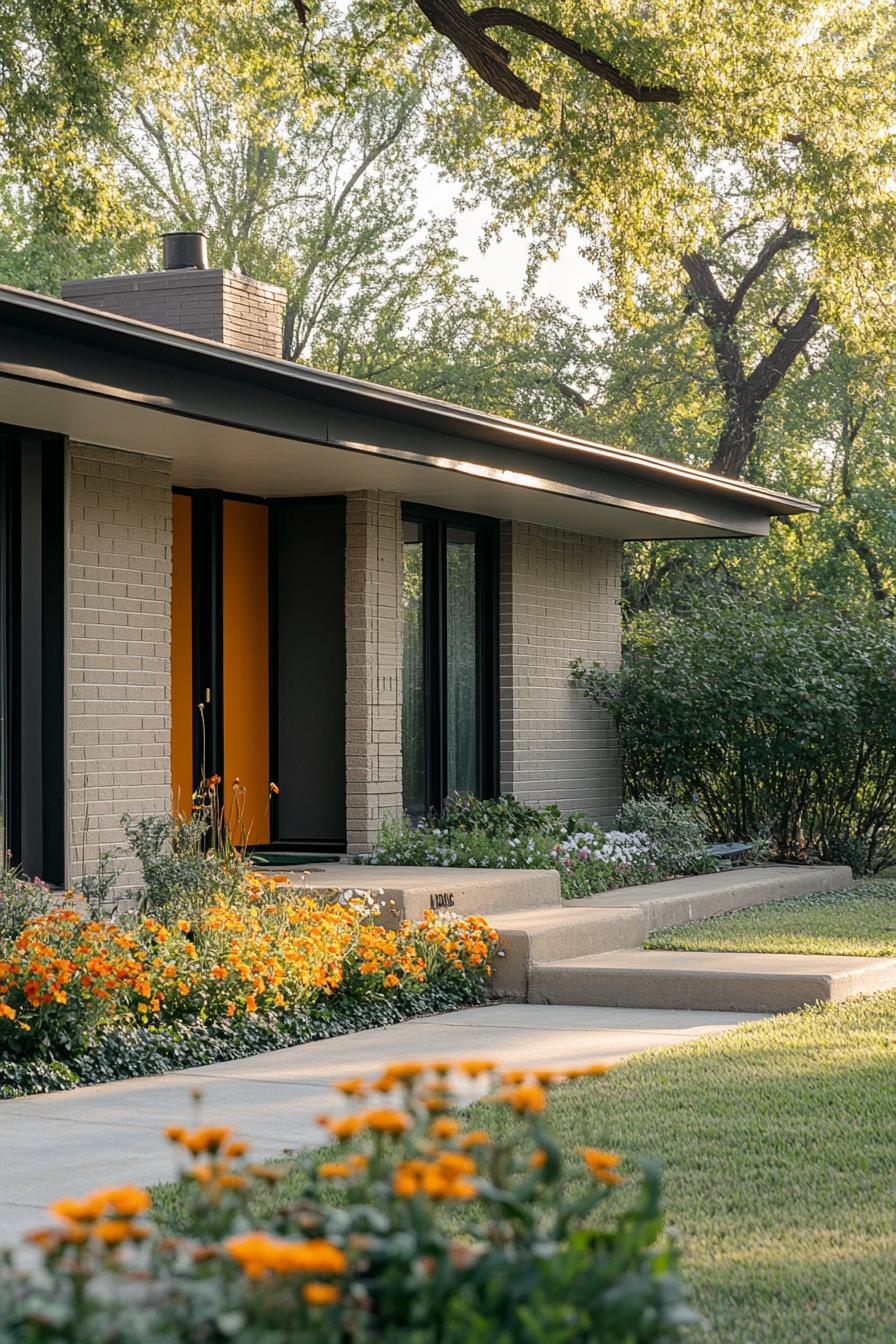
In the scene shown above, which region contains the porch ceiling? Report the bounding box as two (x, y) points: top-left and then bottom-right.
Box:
(0, 284), (819, 542)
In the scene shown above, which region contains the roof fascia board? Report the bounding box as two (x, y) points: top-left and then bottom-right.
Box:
(0, 288), (816, 525)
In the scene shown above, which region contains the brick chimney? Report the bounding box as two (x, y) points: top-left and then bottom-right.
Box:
(62, 232), (287, 360)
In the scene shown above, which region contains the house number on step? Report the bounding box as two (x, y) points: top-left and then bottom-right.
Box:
(429, 892), (455, 910)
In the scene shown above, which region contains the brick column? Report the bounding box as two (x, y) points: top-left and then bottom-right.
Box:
(344, 491), (403, 853)
(67, 443), (173, 889)
(499, 521), (622, 825)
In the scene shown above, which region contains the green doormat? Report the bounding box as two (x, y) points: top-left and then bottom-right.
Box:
(251, 852), (342, 866)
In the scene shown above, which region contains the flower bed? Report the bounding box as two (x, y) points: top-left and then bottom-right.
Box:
(0, 878), (498, 1098)
(0, 1062), (696, 1343)
(357, 792), (718, 900)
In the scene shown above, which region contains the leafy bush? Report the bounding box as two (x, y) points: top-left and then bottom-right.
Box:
(572, 601), (896, 872)
(358, 793), (714, 898)
(1, 1063), (696, 1343)
(616, 796), (716, 877)
(122, 810), (249, 917)
(0, 862), (53, 943)
(0, 877), (498, 1091)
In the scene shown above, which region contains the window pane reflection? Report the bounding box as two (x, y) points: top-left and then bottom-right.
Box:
(446, 527), (477, 797)
(401, 522), (425, 815)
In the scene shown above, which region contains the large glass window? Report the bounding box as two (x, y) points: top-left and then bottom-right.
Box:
(0, 452), (6, 866)
(401, 507), (497, 816)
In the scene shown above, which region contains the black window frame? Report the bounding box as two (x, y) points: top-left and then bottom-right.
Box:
(1, 427), (65, 885)
(401, 502), (499, 816)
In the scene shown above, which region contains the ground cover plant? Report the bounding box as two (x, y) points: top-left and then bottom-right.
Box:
(573, 602), (896, 872)
(0, 1062), (695, 1344)
(0, 876), (498, 1099)
(646, 877), (896, 957)
(357, 792), (717, 899)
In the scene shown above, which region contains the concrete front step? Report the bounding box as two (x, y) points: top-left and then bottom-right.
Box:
(573, 864), (854, 928)
(529, 949), (896, 1013)
(286, 863), (561, 922)
(488, 865), (853, 1000)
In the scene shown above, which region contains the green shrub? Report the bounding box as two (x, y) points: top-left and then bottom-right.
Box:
(572, 600), (896, 871)
(1, 1064), (696, 1343)
(122, 810), (249, 917)
(616, 795), (715, 878)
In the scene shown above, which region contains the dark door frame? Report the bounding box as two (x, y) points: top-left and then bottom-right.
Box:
(401, 502), (499, 815)
(173, 487), (347, 851)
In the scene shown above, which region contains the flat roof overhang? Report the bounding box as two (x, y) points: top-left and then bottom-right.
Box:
(0, 284), (818, 541)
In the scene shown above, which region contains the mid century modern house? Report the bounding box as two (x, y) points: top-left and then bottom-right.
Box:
(0, 234), (816, 888)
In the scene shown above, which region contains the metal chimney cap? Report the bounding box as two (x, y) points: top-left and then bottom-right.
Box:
(161, 231), (209, 270)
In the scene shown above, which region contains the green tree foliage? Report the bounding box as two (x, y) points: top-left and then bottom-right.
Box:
(572, 602), (896, 870)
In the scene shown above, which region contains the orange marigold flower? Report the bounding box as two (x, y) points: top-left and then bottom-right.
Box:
(184, 1126), (232, 1155)
(49, 1193), (107, 1224)
(578, 1147), (622, 1183)
(211, 966), (227, 980)
(326, 1115), (364, 1142)
(103, 1186), (151, 1217)
(530, 1148), (548, 1169)
(383, 973), (400, 989)
(245, 994), (258, 1013)
(458, 1059), (495, 1077)
(429, 1117), (460, 1140)
(459, 1130), (490, 1150)
(303, 1282), (339, 1306)
(333, 1078), (366, 1097)
(363, 1108), (410, 1137)
(91, 1219), (138, 1246)
(494, 1083), (546, 1114)
(318, 1162), (350, 1179)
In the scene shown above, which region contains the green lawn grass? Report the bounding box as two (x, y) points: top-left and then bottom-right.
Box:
(153, 990), (896, 1343)
(645, 876), (896, 956)
(468, 992), (896, 1343)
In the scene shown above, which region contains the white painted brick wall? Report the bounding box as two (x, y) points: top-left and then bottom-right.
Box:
(498, 521), (622, 824)
(344, 491), (403, 853)
(67, 443), (173, 888)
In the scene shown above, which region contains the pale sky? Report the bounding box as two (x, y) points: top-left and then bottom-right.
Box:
(417, 166), (599, 319)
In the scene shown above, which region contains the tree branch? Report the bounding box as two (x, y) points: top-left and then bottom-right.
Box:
(294, 0), (680, 110)
(471, 6), (681, 104)
(727, 225), (811, 323)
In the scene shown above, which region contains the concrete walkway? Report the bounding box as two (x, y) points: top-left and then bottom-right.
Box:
(0, 1002), (763, 1245)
